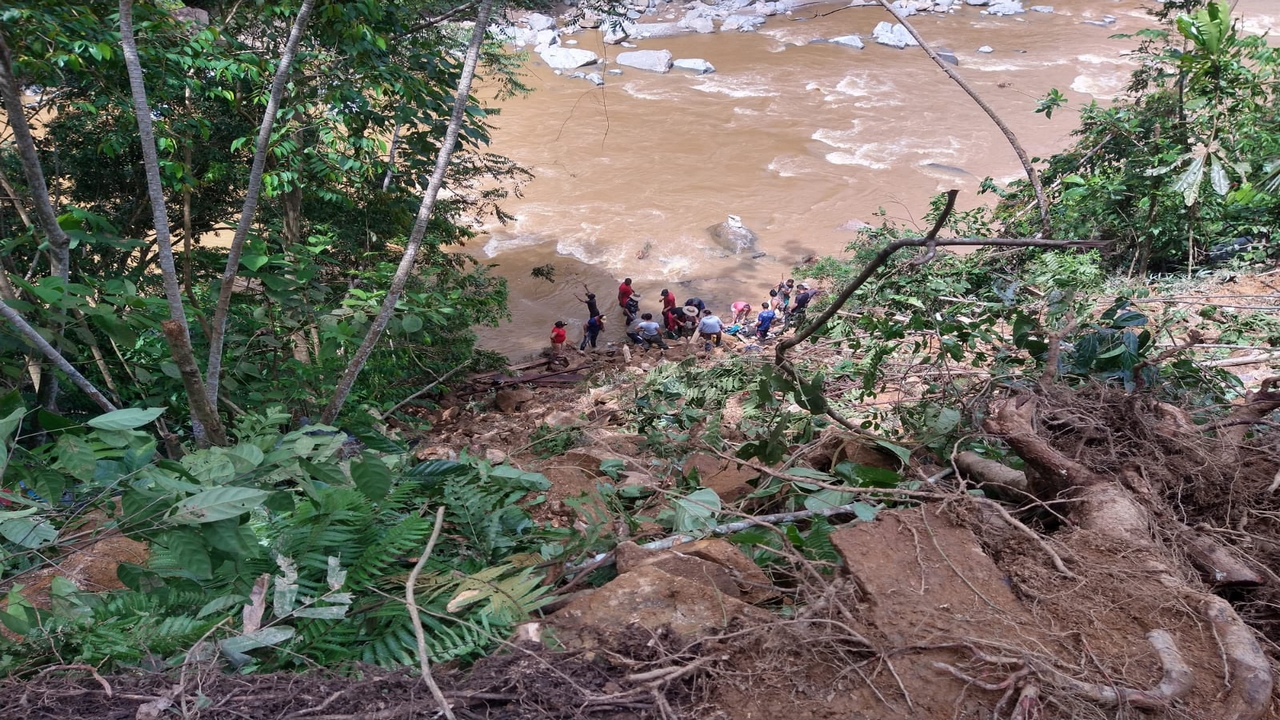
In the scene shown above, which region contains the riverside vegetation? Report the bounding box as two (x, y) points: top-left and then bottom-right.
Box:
(0, 1), (1278, 718)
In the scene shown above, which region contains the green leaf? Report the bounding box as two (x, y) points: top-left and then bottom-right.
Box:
(117, 562), (165, 593)
(874, 440), (911, 466)
(351, 454), (392, 501)
(197, 594), (248, 619)
(240, 254), (270, 271)
(157, 528), (213, 580)
(0, 517), (57, 547)
(673, 488), (721, 534)
(401, 314), (423, 333)
(87, 407), (165, 431)
(852, 501), (880, 522)
(169, 487), (271, 524)
(1209, 155), (1230, 196)
(0, 405), (24, 445)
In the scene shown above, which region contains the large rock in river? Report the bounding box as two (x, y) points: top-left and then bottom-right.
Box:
(616, 49), (673, 73)
(872, 21), (918, 48)
(707, 215), (759, 254)
(539, 46), (599, 70)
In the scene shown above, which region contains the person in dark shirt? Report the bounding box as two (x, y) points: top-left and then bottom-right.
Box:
(684, 297), (706, 313)
(575, 286), (601, 318)
(754, 302), (777, 339)
(623, 296), (640, 325)
(788, 284), (813, 331)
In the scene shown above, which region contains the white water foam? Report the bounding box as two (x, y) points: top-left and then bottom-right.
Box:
(691, 74), (781, 98)
(1070, 71), (1128, 99)
(483, 232), (552, 257)
(620, 80), (681, 101)
(963, 57), (1072, 73)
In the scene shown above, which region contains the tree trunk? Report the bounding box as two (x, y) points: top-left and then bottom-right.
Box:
(118, 0), (226, 446)
(320, 0), (498, 424)
(204, 0), (316, 407)
(870, 0), (1051, 238)
(0, 33), (72, 280)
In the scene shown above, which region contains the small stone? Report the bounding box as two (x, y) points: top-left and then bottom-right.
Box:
(586, 72), (605, 85)
(1030, 5), (1053, 12)
(484, 448), (508, 464)
(616, 48), (674, 73)
(977, 45), (994, 53)
(830, 34), (865, 49)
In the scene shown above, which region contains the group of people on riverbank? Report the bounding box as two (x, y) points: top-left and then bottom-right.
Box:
(549, 277), (817, 356)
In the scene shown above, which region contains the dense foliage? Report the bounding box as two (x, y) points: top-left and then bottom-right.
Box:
(996, 0), (1279, 272)
(0, 0), (520, 425)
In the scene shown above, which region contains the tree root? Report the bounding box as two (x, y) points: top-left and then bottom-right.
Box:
(1201, 595), (1274, 720)
(936, 629), (1193, 713)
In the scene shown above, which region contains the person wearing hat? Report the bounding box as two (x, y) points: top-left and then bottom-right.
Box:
(575, 286), (601, 319)
(679, 304), (700, 340)
(550, 320), (567, 357)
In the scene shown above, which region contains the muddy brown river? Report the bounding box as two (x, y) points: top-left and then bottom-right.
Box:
(472, 0), (1277, 357)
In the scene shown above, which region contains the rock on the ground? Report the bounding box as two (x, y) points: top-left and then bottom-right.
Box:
(706, 214), (760, 255)
(721, 14), (766, 31)
(602, 22), (632, 44)
(539, 46), (599, 69)
(986, 0), (1025, 15)
(890, 0), (918, 17)
(615, 539), (778, 603)
(964, 0), (990, 4)
(977, 44), (994, 53)
(494, 386), (535, 413)
(682, 451), (760, 501)
(616, 49), (674, 73)
(524, 12), (557, 32)
(548, 564), (772, 646)
(832, 507), (1029, 646)
(484, 448), (508, 464)
(558, 447), (638, 476)
(1030, 4), (1053, 12)
(871, 21), (918, 48)
(673, 58), (716, 74)
(585, 72), (604, 86)
(830, 34), (864, 49)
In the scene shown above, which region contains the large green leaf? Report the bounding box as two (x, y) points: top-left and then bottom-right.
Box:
(0, 517), (58, 548)
(169, 487), (271, 524)
(673, 488), (721, 534)
(351, 454), (392, 501)
(87, 407), (165, 431)
(157, 528), (213, 579)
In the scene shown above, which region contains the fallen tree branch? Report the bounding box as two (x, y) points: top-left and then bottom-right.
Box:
(0, 301), (117, 412)
(1132, 329), (1203, 390)
(380, 361), (471, 419)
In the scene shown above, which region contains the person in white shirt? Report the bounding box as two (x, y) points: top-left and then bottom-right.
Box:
(628, 313), (669, 350)
(697, 309), (724, 351)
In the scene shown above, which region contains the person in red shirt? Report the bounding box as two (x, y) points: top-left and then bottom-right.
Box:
(550, 321), (567, 357)
(618, 278), (635, 309)
(660, 288), (676, 313)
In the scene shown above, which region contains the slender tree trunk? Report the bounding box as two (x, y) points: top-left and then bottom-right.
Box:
(321, 0), (497, 424)
(0, 301), (116, 412)
(0, 33), (72, 280)
(118, 0), (227, 445)
(0, 164), (33, 229)
(382, 119), (403, 191)
(871, 1), (1051, 238)
(204, 0), (316, 406)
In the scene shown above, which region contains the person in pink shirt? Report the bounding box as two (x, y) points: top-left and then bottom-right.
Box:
(731, 301), (752, 325)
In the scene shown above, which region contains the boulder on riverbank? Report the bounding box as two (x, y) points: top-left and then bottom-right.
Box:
(707, 215), (759, 254)
(985, 1), (1025, 16)
(617, 49), (673, 73)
